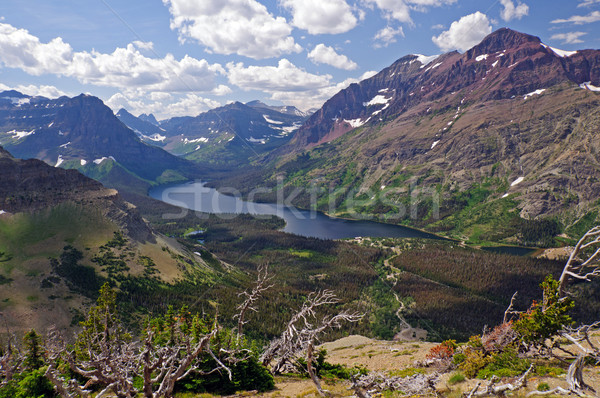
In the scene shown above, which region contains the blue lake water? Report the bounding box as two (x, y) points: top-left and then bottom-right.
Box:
(149, 181), (443, 240)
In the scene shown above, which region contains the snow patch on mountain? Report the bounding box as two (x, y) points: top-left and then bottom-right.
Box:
(364, 95), (391, 107)
(55, 155), (64, 167)
(183, 137), (208, 144)
(93, 156), (116, 164)
(523, 89), (546, 100)
(476, 54), (489, 62)
(511, 177), (524, 186)
(263, 115), (283, 124)
(411, 54), (439, 68)
(80, 159), (87, 166)
(344, 118), (366, 128)
(580, 82), (600, 92)
(425, 62), (443, 72)
(541, 43), (577, 58)
(8, 129), (35, 139)
(247, 137), (266, 144)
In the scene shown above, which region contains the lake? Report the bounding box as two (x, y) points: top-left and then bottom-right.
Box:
(149, 181), (443, 240)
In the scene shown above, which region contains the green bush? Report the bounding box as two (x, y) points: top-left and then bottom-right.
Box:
(176, 354), (274, 394)
(447, 372), (466, 385)
(537, 382), (550, 391)
(295, 349), (367, 380)
(514, 275), (574, 346)
(476, 346), (530, 379)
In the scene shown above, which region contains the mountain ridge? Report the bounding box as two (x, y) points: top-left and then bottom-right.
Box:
(214, 28), (600, 244)
(0, 92), (200, 193)
(288, 28), (600, 150)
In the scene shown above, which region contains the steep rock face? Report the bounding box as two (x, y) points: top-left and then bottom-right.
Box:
(289, 28), (600, 149)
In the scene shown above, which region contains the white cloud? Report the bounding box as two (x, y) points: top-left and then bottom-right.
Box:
(227, 59), (374, 110)
(0, 83), (69, 98)
(107, 92), (221, 119)
(163, 0), (301, 59)
(308, 44), (358, 70)
(499, 0), (529, 21)
(0, 22), (224, 95)
(70, 45), (224, 93)
(431, 23), (445, 30)
(550, 31), (587, 44)
(0, 23), (72, 75)
(578, 0), (600, 7)
(227, 59), (332, 93)
(364, 0), (456, 24)
(363, 0), (411, 23)
(212, 84), (233, 95)
(280, 0), (357, 34)
(552, 11), (600, 24)
(373, 26), (405, 47)
(132, 40), (154, 50)
(432, 12), (492, 52)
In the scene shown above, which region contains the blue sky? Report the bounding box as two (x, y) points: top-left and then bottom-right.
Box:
(0, 0), (598, 119)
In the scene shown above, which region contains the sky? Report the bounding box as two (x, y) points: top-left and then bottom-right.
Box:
(0, 0), (598, 120)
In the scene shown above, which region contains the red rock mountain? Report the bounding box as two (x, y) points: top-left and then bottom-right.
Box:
(291, 28), (600, 149)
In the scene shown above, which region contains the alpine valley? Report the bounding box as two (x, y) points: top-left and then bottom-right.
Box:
(2, 26), (600, 396)
(213, 28), (600, 246)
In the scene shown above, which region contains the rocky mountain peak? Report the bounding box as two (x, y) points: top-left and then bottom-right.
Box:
(287, 28), (600, 150)
(467, 28), (541, 58)
(138, 113), (159, 126)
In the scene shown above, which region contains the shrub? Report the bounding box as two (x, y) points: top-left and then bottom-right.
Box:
(459, 347), (490, 378)
(482, 322), (516, 352)
(426, 340), (457, 361)
(537, 382), (550, 391)
(448, 372), (466, 385)
(476, 346), (530, 379)
(514, 275), (574, 346)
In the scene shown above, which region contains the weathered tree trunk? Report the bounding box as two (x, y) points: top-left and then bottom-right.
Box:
(306, 340), (325, 396)
(567, 354), (595, 394)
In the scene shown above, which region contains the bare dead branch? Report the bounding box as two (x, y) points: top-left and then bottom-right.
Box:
(351, 371), (439, 396)
(235, 263), (274, 338)
(463, 365), (532, 396)
(503, 291), (519, 324)
(559, 226), (600, 297)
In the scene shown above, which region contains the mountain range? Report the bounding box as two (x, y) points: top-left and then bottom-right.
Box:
(117, 100), (310, 167)
(0, 92), (201, 193)
(216, 28), (600, 243)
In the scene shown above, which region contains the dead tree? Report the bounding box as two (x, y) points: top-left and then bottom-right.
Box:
(350, 371), (439, 397)
(523, 226), (600, 396)
(558, 226), (600, 297)
(46, 319), (227, 398)
(260, 289), (363, 396)
(234, 264), (273, 339)
(463, 365), (532, 397)
(44, 283), (231, 398)
(0, 332), (21, 386)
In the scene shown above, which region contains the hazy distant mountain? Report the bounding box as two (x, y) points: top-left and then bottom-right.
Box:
(245, 100), (312, 118)
(153, 101), (309, 166)
(0, 92), (199, 193)
(115, 108), (168, 147)
(138, 113), (159, 126)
